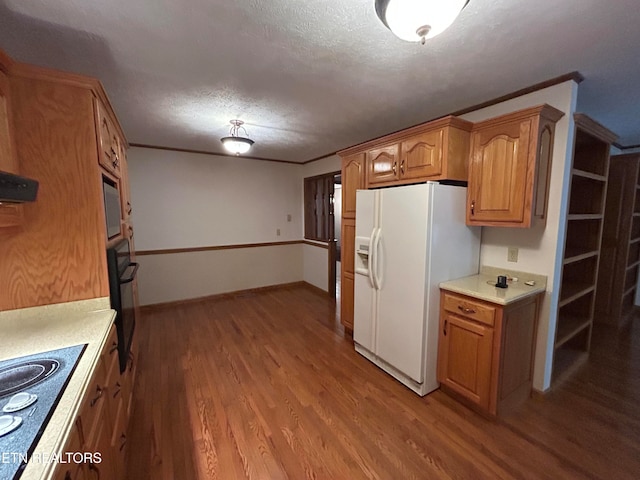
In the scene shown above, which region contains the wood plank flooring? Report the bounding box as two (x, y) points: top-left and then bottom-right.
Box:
(125, 284), (640, 479)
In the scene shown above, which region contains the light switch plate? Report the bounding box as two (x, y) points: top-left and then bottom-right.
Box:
(507, 247), (519, 263)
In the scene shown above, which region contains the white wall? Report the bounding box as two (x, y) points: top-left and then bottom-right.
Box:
(302, 243), (328, 291)
(460, 81), (579, 391)
(302, 154), (341, 178)
(128, 147), (305, 304)
(129, 147), (303, 250)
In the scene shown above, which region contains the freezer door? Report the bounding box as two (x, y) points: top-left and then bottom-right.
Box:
(375, 184), (431, 383)
(353, 189), (379, 351)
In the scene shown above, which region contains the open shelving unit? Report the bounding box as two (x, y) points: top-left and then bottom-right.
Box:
(595, 152), (640, 326)
(552, 114), (618, 384)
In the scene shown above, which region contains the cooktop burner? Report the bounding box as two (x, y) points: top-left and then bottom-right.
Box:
(0, 344), (86, 480)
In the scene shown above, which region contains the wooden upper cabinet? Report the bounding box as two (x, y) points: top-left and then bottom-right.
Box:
(341, 152), (365, 219)
(400, 129), (443, 180)
(367, 144), (400, 186)
(96, 98), (123, 178)
(0, 58), (25, 228)
(467, 104), (564, 228)
(362, 116), (472, 188)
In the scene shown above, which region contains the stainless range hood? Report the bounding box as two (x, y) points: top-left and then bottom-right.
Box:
(0, 170), (39, 203)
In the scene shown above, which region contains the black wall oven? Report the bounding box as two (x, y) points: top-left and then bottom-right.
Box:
(107, 238), (139, 372)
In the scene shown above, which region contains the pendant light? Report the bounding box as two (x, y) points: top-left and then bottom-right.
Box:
(375, 0), (469, 44)
(220, 120), (254, 155)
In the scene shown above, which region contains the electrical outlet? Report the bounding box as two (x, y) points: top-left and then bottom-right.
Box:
(276, 228), (281, 236)
(507, 247), (519, 263)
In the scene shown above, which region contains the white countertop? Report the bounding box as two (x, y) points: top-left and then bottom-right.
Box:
(0, 298), (115, 480)
(439, 267), (547, 305)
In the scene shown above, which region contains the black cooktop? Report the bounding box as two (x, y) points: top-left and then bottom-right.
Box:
(0, 344), (86, 480)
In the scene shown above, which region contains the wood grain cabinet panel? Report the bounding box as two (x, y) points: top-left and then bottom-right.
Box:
(438, 290), (541, 416)
(0, 65), (24, 228)
(95, 98), (122, 179)
(400, 128), (443, 180)
(340, 219), (356, 331)
(342, 153), (365, 219)
(438, 312), (493, 409)
(467, 104), (564, 228)
(367, 144), (399, 186)
(0, 49), (134, 310)
(364, 117), (472, 188)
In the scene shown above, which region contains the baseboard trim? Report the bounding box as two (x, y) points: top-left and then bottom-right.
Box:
(139, 281), (328, 314)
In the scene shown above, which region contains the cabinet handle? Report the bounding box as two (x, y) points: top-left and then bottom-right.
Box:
(90, 385), (104, 406)
(457, 305), (476, 314)
(400, 159), (405, 175)
(470, 200), (475, 215)
(113, 381), (122, 398)
(392, 161), (397, 175)
(109, 341), (118, 354)
(127, 202), (132, 215)
(443, 319), (447, 336)
(119, 433), (127, 451)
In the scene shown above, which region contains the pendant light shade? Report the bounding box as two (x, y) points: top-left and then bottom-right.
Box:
(221, 120), (254, 155)
(375, 0), (469, 44)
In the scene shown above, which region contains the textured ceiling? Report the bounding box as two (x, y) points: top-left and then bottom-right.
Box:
(1, 0), (639, 162)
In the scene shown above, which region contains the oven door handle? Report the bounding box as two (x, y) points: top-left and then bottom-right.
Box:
(119, 262), (139, 284)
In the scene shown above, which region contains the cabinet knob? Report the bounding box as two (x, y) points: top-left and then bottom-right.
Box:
(443, 319), (447, 336)
(90, 385), (104, 407)
(458, 305), (476, 314)
(470, 200), (475, 216)
(400, 159), (405, 175)
(392, 161), (397, 175)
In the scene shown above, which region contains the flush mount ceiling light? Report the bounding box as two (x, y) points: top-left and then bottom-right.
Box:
(375, 0), (469, 44)
(220, 119), (254, 155)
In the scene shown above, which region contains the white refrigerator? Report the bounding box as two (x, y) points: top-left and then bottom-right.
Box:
(353, 182), (480, 396)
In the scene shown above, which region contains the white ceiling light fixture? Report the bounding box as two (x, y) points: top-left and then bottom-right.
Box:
(220, 119), (254, 155)
(375, 0), (469, 44)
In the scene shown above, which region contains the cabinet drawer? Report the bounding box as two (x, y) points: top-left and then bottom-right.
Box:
(443, 293), (495, 326)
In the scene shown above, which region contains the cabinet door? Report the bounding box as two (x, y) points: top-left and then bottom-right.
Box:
(119, 146), (132, 222)
(340, 219), (356, 330)
(95, 99), (122, 178)
(467, 118), (532, 225)
(438, 313), (493, 409)
(400, 129), (443, 180)
(367, 144), (399, 186)
(341, 153), (365, 219)
(0, 70), (17, 173)
(0, 70), (23, 228)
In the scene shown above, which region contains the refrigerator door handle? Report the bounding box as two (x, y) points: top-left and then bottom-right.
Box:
(367, 230), (377, 289)
(374, 228), (384, 289)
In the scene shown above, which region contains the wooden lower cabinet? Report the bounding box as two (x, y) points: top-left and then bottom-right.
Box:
(340, 219), (356, 331)
(437, 290), (541, 416)
(54, 325), (138, 479)
(438, 312), (494, 409)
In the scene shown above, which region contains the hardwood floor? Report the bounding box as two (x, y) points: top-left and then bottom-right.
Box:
(125, 284), (640, 479)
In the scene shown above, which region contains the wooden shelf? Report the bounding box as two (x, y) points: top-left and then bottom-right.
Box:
(559, 283), (595, 307)
(571, 169), (607, 182)
(624, 286), (636, 298)
(555, 316), (592, 349)
(553, 114), (615, 387)
(630, 237), (640, 245)
(627, 259), (640, 270)
(563, 248), (598, 265)
(567, 214), (603, 221)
